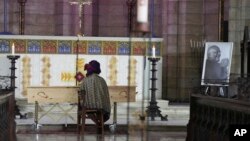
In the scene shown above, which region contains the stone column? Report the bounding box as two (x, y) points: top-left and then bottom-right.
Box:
(17, 0), (27, 35)
(162, 0), (204, 102)
(126, 0), (136, 35)
(91, 0), (99, 36)
(219, 0), (225, 41)
(229, 0), (247, 74)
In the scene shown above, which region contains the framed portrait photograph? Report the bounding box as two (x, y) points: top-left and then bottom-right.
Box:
(201, 42), (234, 86)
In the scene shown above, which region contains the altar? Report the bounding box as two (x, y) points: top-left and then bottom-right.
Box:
(0, 35), (163, 101)
(26, 86), (136, 127)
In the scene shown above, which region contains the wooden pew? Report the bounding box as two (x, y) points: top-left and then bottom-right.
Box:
(27, 86), (136, 129)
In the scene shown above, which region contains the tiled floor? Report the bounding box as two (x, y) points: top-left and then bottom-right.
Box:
(16, 117), (188, 141)
(17, 132), (187, 141)
(15, 102), (189, 141)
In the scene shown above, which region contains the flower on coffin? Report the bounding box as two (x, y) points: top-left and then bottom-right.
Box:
(75, 72), (85, 82)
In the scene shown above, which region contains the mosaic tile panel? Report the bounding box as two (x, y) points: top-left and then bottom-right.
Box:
(88, 41), (102, 55)
(14, 39), (26, 53)
(0, 38), (162, 56)
(133, 42), (146, 55)
(103, 41), (117, 55)
(0, 39), (10, 53)
(58, 40), (72, 54)
(27, 40), (41, 54)
(42, 40), (57, 54)
(118, 42), (130, 55)
(73, 41), (87, 54)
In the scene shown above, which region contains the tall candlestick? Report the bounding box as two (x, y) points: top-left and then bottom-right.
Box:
(152, 45), (156, 58)
(12, 43), (15, 55)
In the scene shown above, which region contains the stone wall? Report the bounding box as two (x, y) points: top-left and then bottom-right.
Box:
(162, 0), (206, 101)
(229, 0), (250, 74)
(1, 0), (250, 102)
(0, 0), (164, 37)
(161, 0), (232, 102)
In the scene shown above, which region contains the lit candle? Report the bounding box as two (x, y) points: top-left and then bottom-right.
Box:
(137, 0), (149, 23)
(12, 43), (15, 55)
(152, 45), (156, 58)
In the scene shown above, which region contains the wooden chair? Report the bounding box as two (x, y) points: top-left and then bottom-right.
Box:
(77, 90), (104, 134)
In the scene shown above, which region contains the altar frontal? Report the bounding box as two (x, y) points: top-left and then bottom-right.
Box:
(27, 86), (136, 125)
(27, 86), (136, 103)
(0, 35), (163, 101)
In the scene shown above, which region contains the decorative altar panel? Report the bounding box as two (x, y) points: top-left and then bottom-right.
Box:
(0, 55), (10, 76)
(0, 35), (163, 101)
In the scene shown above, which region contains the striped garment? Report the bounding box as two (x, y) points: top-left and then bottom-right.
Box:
(79, 73), (111, 116)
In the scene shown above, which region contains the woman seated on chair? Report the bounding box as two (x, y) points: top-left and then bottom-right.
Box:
(79, 60), (111, 124)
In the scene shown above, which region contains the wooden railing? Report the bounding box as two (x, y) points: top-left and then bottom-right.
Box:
(0, 91), (16, 141)
(186, 94), (250, 141)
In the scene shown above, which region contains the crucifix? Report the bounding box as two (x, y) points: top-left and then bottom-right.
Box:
(68, 0), (92, 85)
(68, 0), (92, 35)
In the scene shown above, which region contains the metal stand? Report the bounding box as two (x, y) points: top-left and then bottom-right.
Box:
(205, 86), (227, 97)
(109, 102), (117, 133)
(7, 55), (20, 90)
(146, 57), (167, 121)
(32, 101), (42, 130)
(7, 55), (27, 119)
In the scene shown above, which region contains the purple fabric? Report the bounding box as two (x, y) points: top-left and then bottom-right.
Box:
(84, 60), (101, 76)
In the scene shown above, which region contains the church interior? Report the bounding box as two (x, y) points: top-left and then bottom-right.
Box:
(0, 0), (250, 141)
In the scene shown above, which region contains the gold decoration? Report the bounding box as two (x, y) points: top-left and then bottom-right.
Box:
(108, 56), (118, 85)
(77, 58), (85, 74)
(61, 72), (75, 82)
(41, 56), (51, 86)
(21, 56), (31, 96)
(128, 58), (137, 85)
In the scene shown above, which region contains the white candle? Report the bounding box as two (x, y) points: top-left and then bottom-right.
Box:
(12, 43), (15, 55)
(137, 0), (149, 23)
(152, 45), (156, 58)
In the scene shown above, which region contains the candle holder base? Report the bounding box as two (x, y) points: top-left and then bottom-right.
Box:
(7, 55), (27, 119)
(139, 114), (146, 121)
(146, 101), (168, 121)
(134, 22), (150, 33)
